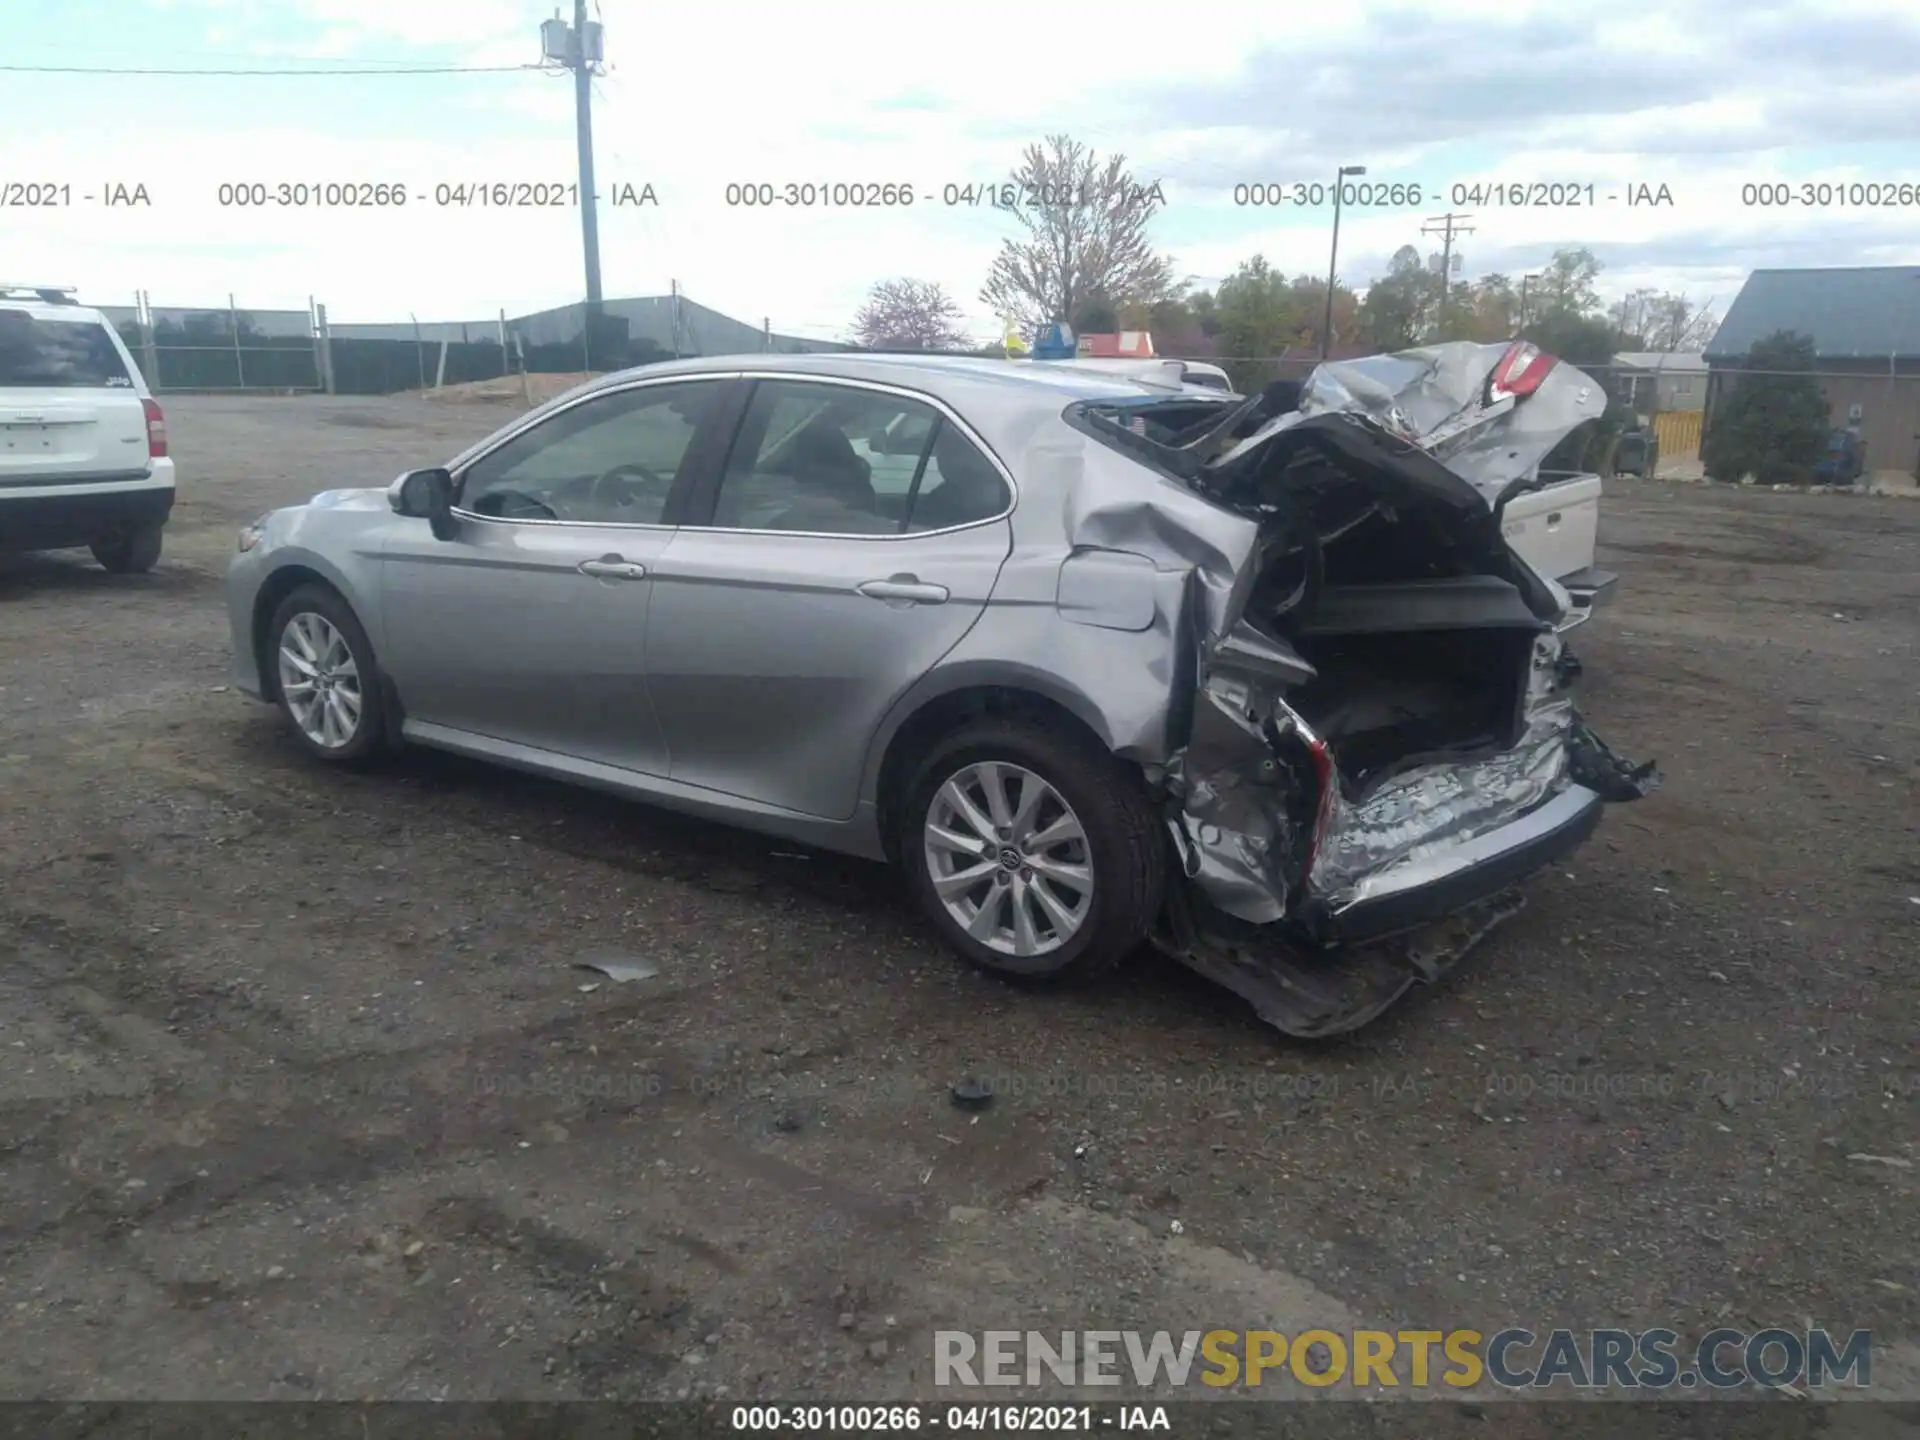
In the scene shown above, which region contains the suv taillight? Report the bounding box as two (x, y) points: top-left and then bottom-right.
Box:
(1488, 340), (1558, 401)
(143, 397), (167, 458)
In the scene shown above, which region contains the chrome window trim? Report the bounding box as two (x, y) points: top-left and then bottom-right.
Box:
(448, 369), (1022, 542)
(447, 370), (744, 531)
(680, 372), (1020, 543)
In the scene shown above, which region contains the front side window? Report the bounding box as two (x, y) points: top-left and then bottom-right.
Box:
(709, 380), (1010, 535)
(0, 313), (134, 388)
(457, 379), (723, 524)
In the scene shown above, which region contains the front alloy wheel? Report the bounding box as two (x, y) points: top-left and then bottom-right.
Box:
(266, 584), (387, 764)
(924, 761), (1094, 960)
(279, 611), (363, 750)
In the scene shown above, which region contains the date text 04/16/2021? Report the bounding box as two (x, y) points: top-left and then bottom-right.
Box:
(206, 181), (660, 208)
(728, 1405), (1169, 1431)
(719, 181), (1170, 209)
(1228, 180), (1677, 208)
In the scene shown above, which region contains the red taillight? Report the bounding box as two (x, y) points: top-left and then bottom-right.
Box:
(143, 397), (166, 458)
(1301, 735), (1338, 880)
(1488, 340), (1557, 400)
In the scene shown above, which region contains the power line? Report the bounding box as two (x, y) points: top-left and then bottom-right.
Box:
(0, 62), (538, 76)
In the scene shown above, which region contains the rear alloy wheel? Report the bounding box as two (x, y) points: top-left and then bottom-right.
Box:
(268, 585), (387, 763)
(902, 719), (1165, 979)
(90, 523), (163, 574)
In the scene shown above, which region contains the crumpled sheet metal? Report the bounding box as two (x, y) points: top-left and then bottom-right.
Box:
(1172, 632), (1579, 925)
(1166, 666), (1304, 925)
(1307, 632), (1574, 911)
(1054, 358), (1605, 925)
(1294, 342), (1606, 501)
(1053, 436), (1259, 647)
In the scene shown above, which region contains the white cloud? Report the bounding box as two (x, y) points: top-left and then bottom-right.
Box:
(6, 0), (1918, 342)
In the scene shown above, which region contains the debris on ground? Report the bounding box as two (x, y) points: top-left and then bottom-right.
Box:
(950, 1079), (994, 1111)
(573, 950), (660, 983)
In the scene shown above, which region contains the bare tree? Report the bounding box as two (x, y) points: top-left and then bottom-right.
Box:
(979, 135), (1174, 334)
(851, 278), (968, 351)
(1646, 294), (1719, 352)
(1610, 287), (1660, 343)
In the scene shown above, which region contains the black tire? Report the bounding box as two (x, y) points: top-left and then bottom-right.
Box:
(899, 717), (1166, 980)
(266, 584), (388, 764)
(91, 522), (163, 574)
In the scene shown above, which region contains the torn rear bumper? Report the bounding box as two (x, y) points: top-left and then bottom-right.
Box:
(1158, 887), (1531, 1040)
(1292, 782), (1602, 944)
(1156, 783), (1602, 1036)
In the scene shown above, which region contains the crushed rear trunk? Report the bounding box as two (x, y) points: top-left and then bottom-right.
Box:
(1071, 340), (1658, 1036)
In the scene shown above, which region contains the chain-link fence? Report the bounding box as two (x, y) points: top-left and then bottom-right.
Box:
(89, 298), (1919, 483)
(100, 290), (852, 399)
(98, 297), (324, 393)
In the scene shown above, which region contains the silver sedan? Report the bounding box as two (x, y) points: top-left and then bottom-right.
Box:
(226, 348), (1655, 1036)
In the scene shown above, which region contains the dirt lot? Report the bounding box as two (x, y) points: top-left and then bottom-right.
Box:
(0, 394), (1915, 1411)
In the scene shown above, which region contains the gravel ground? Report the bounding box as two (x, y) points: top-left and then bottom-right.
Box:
(0, 395), (1915, 1412)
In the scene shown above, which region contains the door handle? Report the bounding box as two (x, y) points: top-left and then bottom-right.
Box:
(578, 556), (647, 581)
(858, 577), (949, 605)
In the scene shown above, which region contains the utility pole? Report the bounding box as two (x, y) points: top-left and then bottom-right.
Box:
(1421, 211), (1474, 328)
(542, 5), (603, 366)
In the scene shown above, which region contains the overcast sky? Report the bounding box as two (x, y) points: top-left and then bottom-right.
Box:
(5, 0), (1918, 344)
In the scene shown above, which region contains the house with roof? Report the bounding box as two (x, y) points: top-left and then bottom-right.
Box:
(1704, 266), (1920, 482)
(1612, 352), (1707, 413)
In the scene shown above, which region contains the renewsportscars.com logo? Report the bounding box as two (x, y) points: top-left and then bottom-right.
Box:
(934, 1327), (1873, 1392)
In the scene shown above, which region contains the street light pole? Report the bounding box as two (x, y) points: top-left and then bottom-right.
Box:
(1322, 164), (1367, 359)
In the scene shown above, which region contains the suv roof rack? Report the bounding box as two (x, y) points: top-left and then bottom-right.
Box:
(0, 284), (81, 305)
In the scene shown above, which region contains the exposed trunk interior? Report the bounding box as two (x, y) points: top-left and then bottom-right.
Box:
(1223, 447), (1554, 802)
(1079, 391), (1570, 799)
(1285, 623), (1536, 799)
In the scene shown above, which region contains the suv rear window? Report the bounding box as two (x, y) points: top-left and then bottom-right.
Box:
(0, 312), (134, 388)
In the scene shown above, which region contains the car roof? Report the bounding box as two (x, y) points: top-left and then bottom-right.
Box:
(575, 351), (1228, 407)
(0, 296), (113, 323)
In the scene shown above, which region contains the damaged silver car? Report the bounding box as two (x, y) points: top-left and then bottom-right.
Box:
(224, 342), (1656, 1036)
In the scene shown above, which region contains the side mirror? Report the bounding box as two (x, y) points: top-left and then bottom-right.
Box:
(389, 467), (457, 540)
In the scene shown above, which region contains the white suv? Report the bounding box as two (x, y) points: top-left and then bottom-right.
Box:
(0, 285), (174, 572)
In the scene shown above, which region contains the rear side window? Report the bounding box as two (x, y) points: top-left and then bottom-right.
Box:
(709, 379), (1010, 535)
(0, 312), (134, 388)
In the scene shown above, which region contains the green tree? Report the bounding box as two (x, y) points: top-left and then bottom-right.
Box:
(1186, 288), (1220, 339)
(1359, 245), (1441, 349)
(1458, 273), (1520, 342)
(1524, 310), (1617, 369)
(1070, 293), (1120, 334)
(1285, 275), (1361, 353)
(1115, 287), (1216, 356)
(1213, 256), (1301, 391)
(979, 135), (1175, 334)
(1702, 331), (1830, 484)
(1534, 246), (1603, 317)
